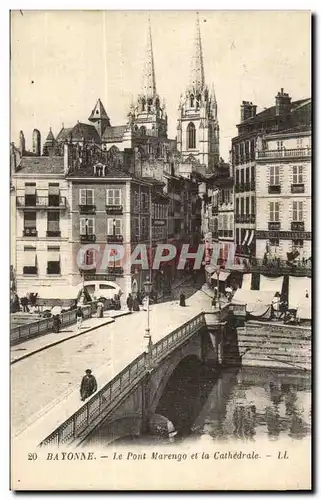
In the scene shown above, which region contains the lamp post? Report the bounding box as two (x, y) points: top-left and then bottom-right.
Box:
(113, 218), (116, 276)
(216, 265), (221, 310)
(143, 279), (153, 356)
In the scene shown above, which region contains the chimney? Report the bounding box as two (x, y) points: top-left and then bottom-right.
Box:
(275, 88), (291, 116)
(240, 101), (257, 122)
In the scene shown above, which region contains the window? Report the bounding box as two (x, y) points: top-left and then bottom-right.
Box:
(106, 189), (121, 205)
(141, 98), (146, 111)
(269, 238), (279, 246)
(269, 202), (280, 222)
(229, 214), (233, 231)
(277, 141), (283, 150)
(141, 192), (149, 211)
(187, 123), (196, 149)
(240, 169), (244, 185)
(245, 197), (249, 215)
(236, 170), (240, 185)
(240, 198), (244, 215)
(293, 201), (303, 221)
(132, 217), (139, 239)
(80, 218), (95, 235)
(24, 211), (37, 236)
(23, 247), (37, 274)
(79, 189), (94, 205)
(47, 212), (60, 236)
(141, 217), (148, 239)
(270, 166), (280, 185)
(297, 138), (303, 148)
(134, 192), (139, 211)
(236, 198), (240, 215)
(223, 214), (228, 230)
(99, 284), (117, 290)
(84, 249), (95, 266)
(251, 196), (255, 215)
(47, 246), (60, 275)
(25, 183), (36, 206)
(225, 190), (230, 204)
(251, 165), (255, 182)
(48, 183), (60, 206)
(107, 218), (122, 235)
(292, 239), (304, 248)
(190, 95), (194, 107)
(293, 165), (303, 184)
(245, 167), (250, 184)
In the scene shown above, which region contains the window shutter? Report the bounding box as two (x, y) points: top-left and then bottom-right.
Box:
(86, 189), (94, 205)
(87, 218), (95, 234)
(80, 218), (86, 234)
(115, 189), (121, 205)
(107, 219), (113, 235)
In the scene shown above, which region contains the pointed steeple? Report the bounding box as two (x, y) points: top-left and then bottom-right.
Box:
(88, 98), (110, 124)
(141, 16), (156, 97)
(189, 12), (205, 92)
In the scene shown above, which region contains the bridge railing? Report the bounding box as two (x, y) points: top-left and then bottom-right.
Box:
(39, 313), (207, 448)
(10, 301), (99, 346)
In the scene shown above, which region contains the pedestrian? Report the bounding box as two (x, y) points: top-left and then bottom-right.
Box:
(97, 300), (104, 318)
(53, 314), (61, 333)
(305, 288), (309, 298)
(80, 369), (98, 402)
(76, 306), (84, 331)
(211, 296), (216, 311)
(126, 293), (133, 312)
(179, 291), (186, 307)
(21, 296), (29, 313)
(137, 291), (142, 305)
(133, 297), (140, 311)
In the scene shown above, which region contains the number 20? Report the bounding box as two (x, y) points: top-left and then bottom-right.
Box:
(28, 453), (37, 461)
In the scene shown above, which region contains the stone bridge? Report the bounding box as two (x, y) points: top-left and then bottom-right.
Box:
(39, 308), (230, 447)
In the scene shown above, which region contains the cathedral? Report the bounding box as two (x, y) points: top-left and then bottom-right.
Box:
(17, 14), (220, 178)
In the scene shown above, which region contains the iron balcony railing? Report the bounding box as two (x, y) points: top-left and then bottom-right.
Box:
(268, 221), (281, 230)
(39, 311), (233, 448)
(46, 230), (61, 237)
(79, 204), (96, 214)
(291, 221), (305, 231)
(10, 301), (100, 346)
(23, 228), (37, 237)
(268, 185), (281, 194)
(105, 204), (123, 214)
(249, 257), (311, 277)
(80, 234), (96, 243)
(17, 196), (67, 209)
(291, 184), (305, 194)
(257, 147), (311, 159)
(106, 234), (124, 243)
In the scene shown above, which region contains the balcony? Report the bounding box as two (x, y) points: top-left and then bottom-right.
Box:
(23, 228), (37, 237)
(80, 234), (96, 243)
(291, 184), (305, 194)
(291, 221), (305, 231)
(17, 196), (67, 210)
(249, 257), (312, 277)
(105, 204), (123, 215)
(257, 147), (311, 159)
(79, 204), (96, 214)
(268, 221), (281, 230)
(268, 185), (281, 194)
(106, 234), (124, 243)
(46, 231), (61, 237)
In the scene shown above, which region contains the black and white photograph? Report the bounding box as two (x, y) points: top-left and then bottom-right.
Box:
(9, 9), (311, 490)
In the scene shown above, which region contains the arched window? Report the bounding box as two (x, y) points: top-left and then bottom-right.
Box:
(147, 99), (152, 112)
(141, 98), (146, 112)
(187, 122), (196, 149)
(190, 95), (194, 107)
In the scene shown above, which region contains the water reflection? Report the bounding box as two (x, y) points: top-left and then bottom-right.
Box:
(162, 366), (311, 443)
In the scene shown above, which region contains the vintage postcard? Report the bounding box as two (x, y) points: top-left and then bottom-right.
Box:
(10, 10), (311, 490)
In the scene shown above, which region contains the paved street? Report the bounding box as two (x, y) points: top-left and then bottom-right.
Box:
(11, 281), (210, 437)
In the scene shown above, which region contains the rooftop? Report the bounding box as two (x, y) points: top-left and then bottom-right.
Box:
(102, 125), (127, 142)
(14, 156), (64, 175)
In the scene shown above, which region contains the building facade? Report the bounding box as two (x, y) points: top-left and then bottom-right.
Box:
(232, 89), (311, 263)
(255, 129), (311, 266)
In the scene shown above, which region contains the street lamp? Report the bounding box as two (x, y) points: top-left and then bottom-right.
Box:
(143, 279), (153, 354)
(216, 265), (221, 310)
(113, 218), (116, 275)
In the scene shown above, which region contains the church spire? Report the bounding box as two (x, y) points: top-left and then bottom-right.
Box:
(189, 12), (205, 91)
(141, 16), (156, 97)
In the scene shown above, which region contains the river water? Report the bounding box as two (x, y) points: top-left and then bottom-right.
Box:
(156, 365), (311, 443)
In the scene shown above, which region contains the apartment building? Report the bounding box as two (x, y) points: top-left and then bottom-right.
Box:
(12, 154), (70, 296)
(255, 129), (311, 264)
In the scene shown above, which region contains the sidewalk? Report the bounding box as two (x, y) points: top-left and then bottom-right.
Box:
(10, 315), (115, 364)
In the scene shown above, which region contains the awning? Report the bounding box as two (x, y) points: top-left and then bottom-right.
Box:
(242, 230), (249, 245)
(289, 276), (311, 310)
(25, 185), (36, 195)
(211, 271), (231, 282)
(49, 184), (60, 195)
(47, 251), (60, 262)
(241, 273), (252, 290)
(23, 250), (36, 267)
(259, 275), (284, 294)
(248, 230), (254, 245)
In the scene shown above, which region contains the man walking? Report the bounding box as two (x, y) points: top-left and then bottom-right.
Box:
(126, 293), (133, 312)
(76, 306), (84, 331)
(80, 369), (98, 402)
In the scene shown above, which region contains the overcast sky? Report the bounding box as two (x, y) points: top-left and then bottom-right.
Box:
(11, 10), (310, 160)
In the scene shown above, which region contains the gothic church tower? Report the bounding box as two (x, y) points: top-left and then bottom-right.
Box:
(177, 14), (219, 171)
(128, 17), (168, 138)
